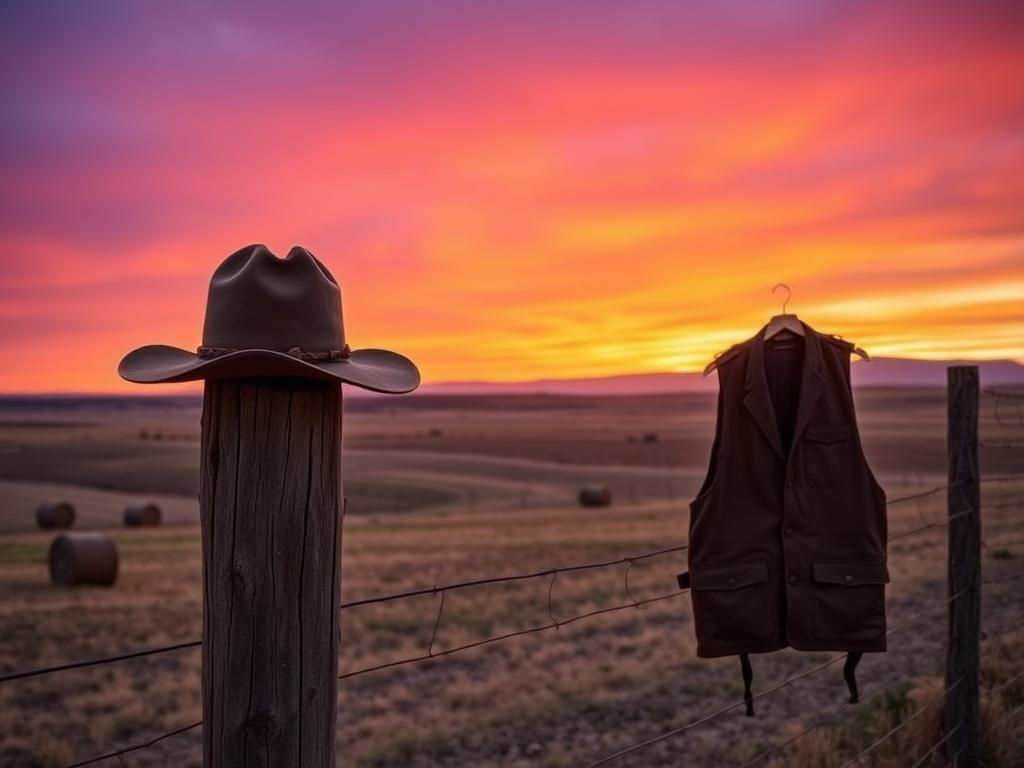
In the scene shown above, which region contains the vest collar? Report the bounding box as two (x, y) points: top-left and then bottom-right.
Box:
(743, 319), (825, 460)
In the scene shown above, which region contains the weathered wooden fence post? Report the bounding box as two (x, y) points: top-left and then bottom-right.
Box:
(946, 365), (980, 767)
(200, 378), (342, 767)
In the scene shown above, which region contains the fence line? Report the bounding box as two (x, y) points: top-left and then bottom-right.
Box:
(742, 613), (1022, 768)
(9, 482), (983, 687)
(582, 587), (973, 768)
(737, 665), (913, 768)
(837, 677), (963, 768)
(0, 543), (688, 685)
(339, 590), (686, 680)
(27, 483), (1022, 766)
(65, 720), (202, 768)
(340, 543), (689, 609)
(3, 438), (1016, 766)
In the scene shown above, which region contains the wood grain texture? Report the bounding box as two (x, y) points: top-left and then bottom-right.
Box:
(945, 366), (980, 768)
(200, 379), (342, 767)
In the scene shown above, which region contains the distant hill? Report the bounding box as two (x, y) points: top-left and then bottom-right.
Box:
(1, 358), (1021, 405)
(420, 357), (1024, 397)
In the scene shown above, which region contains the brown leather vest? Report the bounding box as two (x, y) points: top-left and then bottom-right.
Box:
(686, 321), (888, 663)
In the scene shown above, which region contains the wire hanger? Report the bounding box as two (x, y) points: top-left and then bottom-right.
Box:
(763, 283), (804, 340)
(703, 283), (869, 376)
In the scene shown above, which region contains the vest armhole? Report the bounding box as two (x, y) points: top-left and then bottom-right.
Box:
(692, 380), (725, 504)
(839, 343), (886, 499)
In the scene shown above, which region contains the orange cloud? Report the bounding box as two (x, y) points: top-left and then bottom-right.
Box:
(1, 3), (1022, 392)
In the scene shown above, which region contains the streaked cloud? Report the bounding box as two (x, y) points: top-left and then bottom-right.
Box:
(0, 1), (1022, 392)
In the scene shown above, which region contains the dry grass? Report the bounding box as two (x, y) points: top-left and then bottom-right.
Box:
(0, 390), (1022, 767)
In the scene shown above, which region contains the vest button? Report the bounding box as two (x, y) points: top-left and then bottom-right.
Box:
(727, 577), (736, 587)
(788, 574), (798, 585)
(844, 574), (854, 584)
(784, 527), (794, 537)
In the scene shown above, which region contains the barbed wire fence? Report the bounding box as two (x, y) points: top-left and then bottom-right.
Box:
(1, 371), (1022, 767)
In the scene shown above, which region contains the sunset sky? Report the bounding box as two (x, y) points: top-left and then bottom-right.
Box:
(1, 2), (1022, 393)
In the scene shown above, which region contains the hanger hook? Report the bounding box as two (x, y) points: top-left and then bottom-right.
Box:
(772, 283), (792, 315)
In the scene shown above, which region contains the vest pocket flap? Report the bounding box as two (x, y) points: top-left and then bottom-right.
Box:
(692, 561), (768, 591)
(813, 562), (889, 586)
(805, 423), (851, 443)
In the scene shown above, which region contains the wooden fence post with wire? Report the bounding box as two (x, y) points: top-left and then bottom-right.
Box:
(200, 379), (343, 767)
(946, 365), (980, 766)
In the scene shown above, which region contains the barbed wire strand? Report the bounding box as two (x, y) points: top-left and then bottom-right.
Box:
(745, 614), (1023, 768)
(62, 590), (686, 768)
(65, 720), (202, 768)
(835, 677), (963, 768)
(583, 589), (967, 768)
(738, 665), (914, 768)
(340, 543), (689, 609)
(339, 590), (685, 680)
(0, 640), (202, 684)
(984, 389), (1024, 400)
(39, 482), (1024, 765)
(907, 722), (962, 768)
(17, 482), (1021, 687)
(1, 543), (688, 685)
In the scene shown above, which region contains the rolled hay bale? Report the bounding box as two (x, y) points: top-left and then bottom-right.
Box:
(578, 485), (612, 508)
(36, 501), (75, 530)
(49, 533), (119, 587)
(124, 503), (162, 527)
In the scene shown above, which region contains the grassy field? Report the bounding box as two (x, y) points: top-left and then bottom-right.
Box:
(0, 388), (1022, 767)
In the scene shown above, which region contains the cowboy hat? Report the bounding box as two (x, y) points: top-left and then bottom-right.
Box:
(118, 244), (420, 393)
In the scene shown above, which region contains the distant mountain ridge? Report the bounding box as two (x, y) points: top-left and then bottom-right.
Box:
(1, 358), (1021, 403)
(420, 357), (1024, 396)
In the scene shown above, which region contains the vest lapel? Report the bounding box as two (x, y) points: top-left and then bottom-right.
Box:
(791, 322), (825, 448)
(743, 330), (785, 459)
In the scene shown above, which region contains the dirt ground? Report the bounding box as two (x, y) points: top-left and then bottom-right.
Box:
(0, 387), (1022, 767)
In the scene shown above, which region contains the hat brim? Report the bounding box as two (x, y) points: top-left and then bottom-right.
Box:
(119, 344), (420, 394)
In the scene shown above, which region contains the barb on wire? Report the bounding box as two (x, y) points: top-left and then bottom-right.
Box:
(547, 571), (560, 629)
(623, 559), (641, 609)
(64, 720), (201, 768)
(836, 677), (963, 768)
(427, 588), (446, 657)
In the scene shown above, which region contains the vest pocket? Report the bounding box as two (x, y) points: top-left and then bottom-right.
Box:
(803, 423), (853, 487)
(691, 561), (774, 648)
(810, 561), (888, 641)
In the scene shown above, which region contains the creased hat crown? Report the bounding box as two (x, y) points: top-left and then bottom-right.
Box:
(201, 244), (346, 353)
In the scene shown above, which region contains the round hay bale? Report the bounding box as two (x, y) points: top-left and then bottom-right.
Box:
(578, 485), (612, 508)
(49, 533), (118, 587)
(124, 503), (162, 527)
(36, 501), (75, 530)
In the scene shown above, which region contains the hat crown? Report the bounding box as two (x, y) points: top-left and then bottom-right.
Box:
(201, 244), (345, 352)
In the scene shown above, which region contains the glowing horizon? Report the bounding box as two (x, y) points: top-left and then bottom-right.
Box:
(1, 2), (1022, 393)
